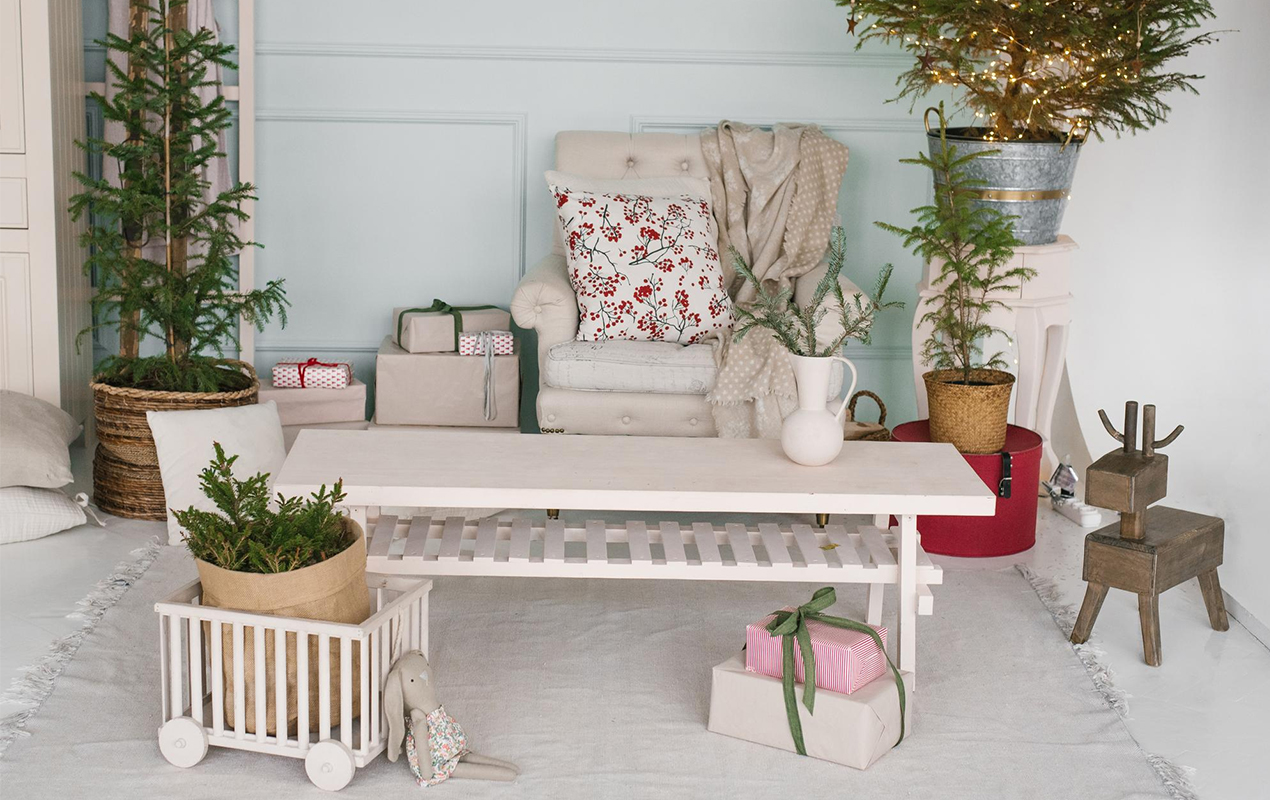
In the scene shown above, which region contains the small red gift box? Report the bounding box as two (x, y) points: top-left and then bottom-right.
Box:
(457, 330), (515, 356)
(745, 609), (888, 696)
(271, 358), (353, 389)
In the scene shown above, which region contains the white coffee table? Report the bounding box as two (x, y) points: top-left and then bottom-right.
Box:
(276, 429), (995, 676)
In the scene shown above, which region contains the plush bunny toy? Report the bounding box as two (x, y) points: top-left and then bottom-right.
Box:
(385, 650), (519, 785)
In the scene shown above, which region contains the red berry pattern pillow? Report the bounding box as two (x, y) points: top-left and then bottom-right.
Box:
(550, 179), (733, 344)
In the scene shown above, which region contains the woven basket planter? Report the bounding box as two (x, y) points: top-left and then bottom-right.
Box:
(91, 361), (259, 520)
(923, 368), (1015, 454)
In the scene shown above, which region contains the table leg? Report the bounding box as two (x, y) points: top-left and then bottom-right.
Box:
(867, 584), (884, 627)
(349, 506), (368, 534)
(898, 514), (918, 675)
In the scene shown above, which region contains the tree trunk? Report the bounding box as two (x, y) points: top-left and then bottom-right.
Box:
(118, 0), (148, 360)
(164, 0), (189, 361)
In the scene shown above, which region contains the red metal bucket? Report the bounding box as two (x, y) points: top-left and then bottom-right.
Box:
(891, 421), (1042, 557)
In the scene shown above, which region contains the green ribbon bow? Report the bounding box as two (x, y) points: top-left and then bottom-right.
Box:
(765, 586), (906, 756)
(395, 299), (501, 351)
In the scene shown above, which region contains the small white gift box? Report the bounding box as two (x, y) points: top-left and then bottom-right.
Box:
(458, 330), (515, 356)
(271, 358), (353, 389)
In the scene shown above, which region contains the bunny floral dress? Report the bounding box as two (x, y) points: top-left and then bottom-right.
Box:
(405, 706), (470, 787)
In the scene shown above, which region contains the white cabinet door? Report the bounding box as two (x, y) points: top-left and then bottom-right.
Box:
(0, 0), (24, 154)
(0, 250), (33, 393)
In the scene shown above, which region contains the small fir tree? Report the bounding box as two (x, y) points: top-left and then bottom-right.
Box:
(839, 0), (1220, 141)
(732, 226), (903, 357)
(176, 443), (352, 574)
(71, 0), (286, 392)
(877, 105), (1030, 385)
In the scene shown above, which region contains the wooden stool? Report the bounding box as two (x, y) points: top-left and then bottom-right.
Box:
(1070, 506), (1228, 666)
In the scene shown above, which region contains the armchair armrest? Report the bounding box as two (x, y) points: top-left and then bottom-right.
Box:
(793, 260), (864, 351)
(511, 253), (580, 374)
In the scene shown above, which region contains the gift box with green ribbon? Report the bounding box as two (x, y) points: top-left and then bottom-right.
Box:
(393, 300), (511, 354)
(708, 586), (909, 768)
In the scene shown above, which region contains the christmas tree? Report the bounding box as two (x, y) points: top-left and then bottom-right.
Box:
(878, 105), (1030, 384)
(840, 0), (1220, 141)
(71, 0), (286, 392)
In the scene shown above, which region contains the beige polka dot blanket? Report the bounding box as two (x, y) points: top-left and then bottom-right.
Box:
(700, 122), (850, 438)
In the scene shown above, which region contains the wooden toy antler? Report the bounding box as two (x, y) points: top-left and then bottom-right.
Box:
(1097, 402), (1184, 457)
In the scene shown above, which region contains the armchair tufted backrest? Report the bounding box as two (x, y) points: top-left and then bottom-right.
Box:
(551, 131), (710, 254)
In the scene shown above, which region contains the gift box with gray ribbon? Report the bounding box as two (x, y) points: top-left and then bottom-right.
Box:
(374, 337), (519, 428)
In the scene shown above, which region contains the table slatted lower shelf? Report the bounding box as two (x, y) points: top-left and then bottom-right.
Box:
(365, 516), (940, 613)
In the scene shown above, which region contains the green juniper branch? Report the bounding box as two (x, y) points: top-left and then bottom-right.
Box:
(732, 227), (903, 358)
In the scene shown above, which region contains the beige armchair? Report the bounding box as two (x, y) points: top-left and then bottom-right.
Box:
(511, 131), (853, 437)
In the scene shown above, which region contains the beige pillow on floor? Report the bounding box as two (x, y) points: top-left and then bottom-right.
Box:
(0, 391), (81, 489)
(147, 401), (287, 546)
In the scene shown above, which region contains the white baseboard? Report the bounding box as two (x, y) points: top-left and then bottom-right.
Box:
(1225, 590), (1270, 651)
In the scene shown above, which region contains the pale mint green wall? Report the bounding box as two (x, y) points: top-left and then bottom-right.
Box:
(81, 0), (956, 426)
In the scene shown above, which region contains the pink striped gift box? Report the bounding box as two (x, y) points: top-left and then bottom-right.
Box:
(745, 608), (888, 696)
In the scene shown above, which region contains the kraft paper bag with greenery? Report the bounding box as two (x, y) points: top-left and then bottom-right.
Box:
(177, 445), (369, 736)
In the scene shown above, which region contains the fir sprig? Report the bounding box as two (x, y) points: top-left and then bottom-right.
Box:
(877, 104), (1030, 384)
(732, 227), (903, 357)
(176, 443), (351, 574)
(842, 0), (1220, 141)
(71, 0), (287, 393)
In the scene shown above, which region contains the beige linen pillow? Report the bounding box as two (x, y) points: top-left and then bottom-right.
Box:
(0, 391), (81, 489)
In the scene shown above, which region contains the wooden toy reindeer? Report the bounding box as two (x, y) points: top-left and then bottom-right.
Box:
(1071, 401), (1227, 666)
(1086, 401), (1184, 539)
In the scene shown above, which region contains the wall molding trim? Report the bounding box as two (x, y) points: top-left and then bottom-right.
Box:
(255, 108), (528, 278)
(254, 41), (910, 69)
(252, 340), (912, 361)
(632, 115), (920, 135)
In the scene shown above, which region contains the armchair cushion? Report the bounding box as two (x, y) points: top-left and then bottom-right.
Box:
(545, 341), (718, 395)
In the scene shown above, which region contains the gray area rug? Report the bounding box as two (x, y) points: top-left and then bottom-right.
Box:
(1, 545), (1176, 799)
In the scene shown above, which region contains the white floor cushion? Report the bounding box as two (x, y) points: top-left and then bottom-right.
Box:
(147, 401), (287, 546)
(545, 340), (720, 395)
(0, 487), (87, 544)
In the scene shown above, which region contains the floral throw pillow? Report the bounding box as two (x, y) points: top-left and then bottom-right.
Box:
(550, 177), (733, 344)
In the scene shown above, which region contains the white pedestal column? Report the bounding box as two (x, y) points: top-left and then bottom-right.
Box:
(912, 236), (1077, 471)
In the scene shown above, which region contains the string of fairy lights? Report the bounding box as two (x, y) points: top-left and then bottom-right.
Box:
(845, 1), (1148, 140)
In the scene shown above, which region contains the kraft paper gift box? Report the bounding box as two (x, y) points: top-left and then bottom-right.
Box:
(393, 306), (512, 354)
(708, 653), (911, 770)
(375, 337), (519, 427)
(259, 379), (367, 426)
(746, 609), (888, 695)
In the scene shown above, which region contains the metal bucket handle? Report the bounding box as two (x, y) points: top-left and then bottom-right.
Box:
(923, 107), (941, 135)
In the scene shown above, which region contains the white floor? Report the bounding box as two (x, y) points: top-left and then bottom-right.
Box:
(2, 449), (1269, 798)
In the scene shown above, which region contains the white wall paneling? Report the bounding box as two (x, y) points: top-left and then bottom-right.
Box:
(0, 251), (34, 392)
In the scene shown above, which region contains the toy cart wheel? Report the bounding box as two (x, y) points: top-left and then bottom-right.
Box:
(158, 716), (208, 768)
(306, 739), (356, 791)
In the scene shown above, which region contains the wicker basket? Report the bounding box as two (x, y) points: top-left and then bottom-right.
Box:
(843, 390), (891, 442)
(91, 361), (259, 520)
(923, 368), (1015, 454)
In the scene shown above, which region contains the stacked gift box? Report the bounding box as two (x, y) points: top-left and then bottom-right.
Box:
(375, 302), (519, 428)
(707, 593), (910, 770)
(260, 358), (370, 449)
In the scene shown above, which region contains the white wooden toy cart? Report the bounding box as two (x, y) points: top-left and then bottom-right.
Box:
(154, 574), (431, 791)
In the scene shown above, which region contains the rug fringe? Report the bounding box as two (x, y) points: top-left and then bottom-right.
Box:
(0, 537), (162, 758)
(1017, 565), (1200, 800)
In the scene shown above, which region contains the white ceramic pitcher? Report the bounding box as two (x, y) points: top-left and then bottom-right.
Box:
(781, 353), (859, 466)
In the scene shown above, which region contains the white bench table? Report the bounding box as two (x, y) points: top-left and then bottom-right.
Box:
(276, 430), (995, 677)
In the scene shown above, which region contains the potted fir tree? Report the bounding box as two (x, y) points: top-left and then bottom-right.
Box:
(176, 444), (368, 736)
(71, 1), (287, 518)
(733, 227), (903, 466)
(840, 0), (1219, 244)
(880, 106), (1030, 454)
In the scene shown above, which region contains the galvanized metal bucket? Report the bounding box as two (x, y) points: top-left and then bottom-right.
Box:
(926, 112), (1081, 246)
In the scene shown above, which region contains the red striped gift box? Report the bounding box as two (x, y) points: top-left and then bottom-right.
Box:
(745, 608), (888, 696)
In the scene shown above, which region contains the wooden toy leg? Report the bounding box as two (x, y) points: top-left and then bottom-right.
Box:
(1197, 570), (1230, 632)
(1138, 592), (1162, 667)
(1070, 582), (1108, 644)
